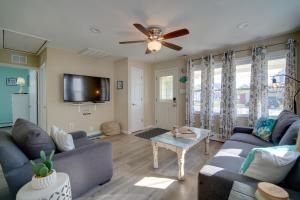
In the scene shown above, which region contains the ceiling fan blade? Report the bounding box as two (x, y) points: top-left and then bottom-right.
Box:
(161, 41), (182, 51)
(145, 48), (152, 54)
(119, 40), (147, 44)
(133, 23), (150, 37)
(162, 28), (189, 40)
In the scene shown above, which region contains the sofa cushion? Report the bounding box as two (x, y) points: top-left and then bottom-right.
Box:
(230, 133), (273, 148)
(0, 132), (29, 172)
(12, 119), (56, 159)
(219, 140), (260, 158)
(73, 137), (94, 148)
(272, 110), (300, 144)
(279, 120), (300, 145)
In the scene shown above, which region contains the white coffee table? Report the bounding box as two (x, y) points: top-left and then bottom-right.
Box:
(151, 127), (210, 180)
(16, 172), (72, 200)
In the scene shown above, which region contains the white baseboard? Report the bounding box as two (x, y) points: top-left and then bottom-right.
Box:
(127, 125), (156, 134)
(121, 129), (130, 134)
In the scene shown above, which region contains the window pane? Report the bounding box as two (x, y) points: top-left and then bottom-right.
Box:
(268, 58), (286, 116)
(160, 76), (173, 100)
(193, 70), (201, 90)
(193, 70), (201, 112)
(194, 90), (201, 112)
(213, 68), (222, 113)
(236, 64), (251, 115)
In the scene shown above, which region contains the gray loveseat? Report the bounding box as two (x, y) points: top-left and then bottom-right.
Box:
(0, 119), (113, 199)
(198, 110), (300, 200)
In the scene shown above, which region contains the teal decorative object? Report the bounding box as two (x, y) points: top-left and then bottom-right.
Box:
(253, 117), (277, 142)
(179, 76), (188, 83)
(30, 150), (55, 177)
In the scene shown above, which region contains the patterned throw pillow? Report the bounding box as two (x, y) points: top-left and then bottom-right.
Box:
(253, 117), (277, 142)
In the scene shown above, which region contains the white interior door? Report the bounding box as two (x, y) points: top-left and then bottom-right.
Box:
(29, 70), (37, 124)
(155, 68), (178, 130)
(130, 67), (144, 132)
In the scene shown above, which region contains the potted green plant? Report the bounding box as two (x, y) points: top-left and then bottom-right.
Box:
(30, 150), (56, 189)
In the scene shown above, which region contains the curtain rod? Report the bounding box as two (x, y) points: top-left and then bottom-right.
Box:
(191, 40), (297, 62)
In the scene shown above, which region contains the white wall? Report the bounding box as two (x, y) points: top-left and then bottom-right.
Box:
(114, 58), (129, 132)
(45, 48), (115, 134)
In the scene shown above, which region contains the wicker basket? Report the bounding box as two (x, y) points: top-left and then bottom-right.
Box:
(101, 121), (121, 135)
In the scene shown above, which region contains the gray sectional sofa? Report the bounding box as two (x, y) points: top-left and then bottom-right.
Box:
(198, 110), (300, 200)
(0, 119), (113, 199)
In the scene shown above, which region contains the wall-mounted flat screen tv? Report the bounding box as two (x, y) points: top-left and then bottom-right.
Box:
(63, 73), (110, 102)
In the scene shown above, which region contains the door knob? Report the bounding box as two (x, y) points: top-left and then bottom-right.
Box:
(132, 103), (136, 106)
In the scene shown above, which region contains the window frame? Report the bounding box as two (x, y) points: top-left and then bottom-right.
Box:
(266, 50), (288, 117)
(191, 50), (287, 118)
(235, 57), (252, 117)
(191, 67), (201, 114)
(212, 62), (222, 115)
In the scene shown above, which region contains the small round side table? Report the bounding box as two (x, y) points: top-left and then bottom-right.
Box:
(16, 172), (72, 200)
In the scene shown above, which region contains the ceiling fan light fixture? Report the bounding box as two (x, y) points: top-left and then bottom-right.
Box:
(147, 40), (162, 51)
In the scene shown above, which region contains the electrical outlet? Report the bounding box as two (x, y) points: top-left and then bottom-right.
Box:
(89, 126), (94, 131)
(69, 122), (74, 130)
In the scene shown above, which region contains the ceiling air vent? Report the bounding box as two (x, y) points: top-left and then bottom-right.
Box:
(78, 48), (111, 58)
(11, 54), (28, 65)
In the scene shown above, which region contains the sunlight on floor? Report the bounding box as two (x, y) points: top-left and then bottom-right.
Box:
(215, 148), (243, 158)
(134, 177), (177, 189)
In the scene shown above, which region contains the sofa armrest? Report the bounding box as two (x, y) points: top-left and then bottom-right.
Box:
(198, 167), (258, 200)
(232, 126), (254, 134)
(68, 130), (87, 140)
(53, 141), (113, 198)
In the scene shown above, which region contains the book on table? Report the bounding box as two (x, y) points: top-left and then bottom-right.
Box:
(176, 127), (197, 139)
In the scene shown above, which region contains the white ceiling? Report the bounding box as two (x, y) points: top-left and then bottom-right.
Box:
(0, 0), (300, 62)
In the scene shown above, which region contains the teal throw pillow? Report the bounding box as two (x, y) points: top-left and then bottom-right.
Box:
(253, 117), (276, 142)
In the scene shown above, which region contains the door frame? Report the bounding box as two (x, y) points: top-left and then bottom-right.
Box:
(0, 62), (39, 126)
(154, 67), (179, 128)
(129, 66), (144, 133)
(38, 63), (47, 130)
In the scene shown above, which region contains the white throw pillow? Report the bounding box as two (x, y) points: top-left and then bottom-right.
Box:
(240, 145), (299, 184)
(51, 125), (75, 152)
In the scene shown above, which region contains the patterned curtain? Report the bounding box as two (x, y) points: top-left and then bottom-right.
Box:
(248, 47), (268, 127)
(200, 55), (215, 130)
(284, 39), (297, 111)
(220, 51), (236, 139)
(186, 59), (195, 125)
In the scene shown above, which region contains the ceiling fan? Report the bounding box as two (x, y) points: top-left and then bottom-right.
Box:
(119, 23), (189, 54)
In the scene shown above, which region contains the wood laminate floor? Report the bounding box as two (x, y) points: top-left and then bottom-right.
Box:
(77, 134), (222, 200)
(0, 133), (222, 200)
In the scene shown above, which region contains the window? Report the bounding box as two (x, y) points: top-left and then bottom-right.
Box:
(193, 70), (201, 112)
(233, 56), (286, 117)
(236, 63), (251, 116)
(268, 58), (286, 116)
(160, 76), (173, 101)
(213, 67), (222, 113)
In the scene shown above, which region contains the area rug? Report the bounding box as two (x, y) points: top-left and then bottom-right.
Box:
(135, 128), (169, 140)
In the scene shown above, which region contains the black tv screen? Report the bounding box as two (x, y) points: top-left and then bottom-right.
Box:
(64, 74), (110, 102)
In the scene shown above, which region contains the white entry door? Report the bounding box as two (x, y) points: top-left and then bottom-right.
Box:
(155, 68), (178, 130)
(130, 67), (144, 132)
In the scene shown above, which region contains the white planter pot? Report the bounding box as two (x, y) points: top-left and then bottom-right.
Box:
(31, 170), (57, 190)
